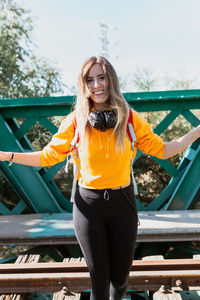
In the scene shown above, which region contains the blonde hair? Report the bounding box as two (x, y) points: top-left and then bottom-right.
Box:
(75, 56), (130, 152)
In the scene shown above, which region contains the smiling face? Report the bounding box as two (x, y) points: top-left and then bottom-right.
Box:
(86, 63), (110, 110)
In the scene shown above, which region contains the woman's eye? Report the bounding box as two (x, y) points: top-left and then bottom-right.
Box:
(87, 78), (93, 83)
(99, 76), (105, 80)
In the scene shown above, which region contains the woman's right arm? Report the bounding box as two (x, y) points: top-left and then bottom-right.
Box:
(0, 112), (76, 168)
(0, 151), (42, 167)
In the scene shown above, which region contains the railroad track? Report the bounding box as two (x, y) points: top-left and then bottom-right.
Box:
(0, 258), (200, 294)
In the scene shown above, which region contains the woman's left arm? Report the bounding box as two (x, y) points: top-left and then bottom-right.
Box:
(163, 125), (200, 159)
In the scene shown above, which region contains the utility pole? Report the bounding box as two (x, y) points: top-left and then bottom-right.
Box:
(98, 21), (117, 59)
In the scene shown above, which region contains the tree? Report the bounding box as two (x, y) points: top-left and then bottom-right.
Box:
(0, 0), (64, 98)
(118, 74), (131, 92)
(164, 68), (195, 90)
(132, 67), (157, 92)
(0, 0), (67, 215)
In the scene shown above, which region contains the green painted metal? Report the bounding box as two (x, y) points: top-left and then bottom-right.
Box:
(153, 110), (181, 135)
(0, 96), (74, 118)
(0, 89), (200, 216)
(165, 139), (200, 210)
(146, 172), (183, 211)
(39, 117), (59, 134)
(0, 115), (66, 214)
(27, 213), (75, 239)
(182, 110), (200, 126)
(14, 117), (38, 140)
(1, 90), (200, 117)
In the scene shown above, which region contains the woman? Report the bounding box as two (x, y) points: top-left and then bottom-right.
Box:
(0, 56), (200, 300)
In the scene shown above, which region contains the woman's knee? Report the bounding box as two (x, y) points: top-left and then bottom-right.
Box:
(90, 277), (110, 300)
(110, 281), (127, 300)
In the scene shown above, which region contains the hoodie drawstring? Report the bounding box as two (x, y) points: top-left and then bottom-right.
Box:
(98, 130), (111, 158)
(98, 131), (103, 150)
(105, 132), (111, 159)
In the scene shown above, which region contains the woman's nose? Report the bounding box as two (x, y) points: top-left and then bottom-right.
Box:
(94, 79), (100, 88)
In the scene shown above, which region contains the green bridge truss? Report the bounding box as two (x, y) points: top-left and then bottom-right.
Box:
(0, 89), (200, 217)
(0, 90), (199, 244)
(0, 89), (200, 299)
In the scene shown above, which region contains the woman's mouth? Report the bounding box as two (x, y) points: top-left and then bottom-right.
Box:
(93, 90), (104, 95)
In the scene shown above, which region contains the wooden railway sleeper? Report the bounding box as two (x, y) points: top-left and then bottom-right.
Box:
(60, 287), (76, 296)
(172, 278), (189, 291)
(158, 277), (189, 295)
(154, 279), (190, 300)
(53, 258), (81, 300)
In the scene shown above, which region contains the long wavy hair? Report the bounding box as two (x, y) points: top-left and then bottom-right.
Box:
(75, 56), (130, 152)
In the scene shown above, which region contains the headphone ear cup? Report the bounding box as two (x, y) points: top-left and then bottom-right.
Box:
(89, 111), (106, 130)
(104, 111), (109, 127)
(104, 111), (116, 129)
(99, 111), (106, 130)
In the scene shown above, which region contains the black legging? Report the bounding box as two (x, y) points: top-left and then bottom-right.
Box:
(73, 184), (138, 300)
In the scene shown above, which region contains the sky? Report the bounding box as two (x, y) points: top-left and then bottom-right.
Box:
(20, 0), (200, 93)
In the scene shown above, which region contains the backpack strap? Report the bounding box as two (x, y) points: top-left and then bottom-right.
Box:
(65, 115), (80, 203)
(126, 108), (138, 196)
(70, 117), (80, 150)
(126, 108), (137, 150)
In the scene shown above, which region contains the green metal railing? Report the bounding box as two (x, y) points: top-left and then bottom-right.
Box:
(0, 89), (200, 216)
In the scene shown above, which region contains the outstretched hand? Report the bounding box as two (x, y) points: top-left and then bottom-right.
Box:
(197, 125), (200, 137)
(163, 123), (200, 159)
(0, 151), (11, 162)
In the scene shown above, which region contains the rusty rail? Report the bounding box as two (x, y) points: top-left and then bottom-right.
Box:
(0, 258), (200, 273)
(0, 270), (199, 293)
(0, 258), (199, 293)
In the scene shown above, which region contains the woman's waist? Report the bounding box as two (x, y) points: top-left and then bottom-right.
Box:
(109, 182), (130, 190)
(78, 181), (131, 191)
(78, 165), (131, 190)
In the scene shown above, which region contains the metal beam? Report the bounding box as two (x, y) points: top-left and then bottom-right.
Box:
(0, 258), (199, 273)
(0, 269), (200, 293)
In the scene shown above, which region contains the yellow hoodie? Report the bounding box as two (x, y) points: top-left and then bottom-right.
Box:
(40, 109), (165, 189)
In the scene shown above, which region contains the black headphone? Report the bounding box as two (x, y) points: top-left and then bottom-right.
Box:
(88, 110), (117, 131)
